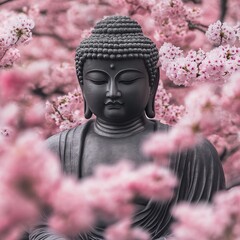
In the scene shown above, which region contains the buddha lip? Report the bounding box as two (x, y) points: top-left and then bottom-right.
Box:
(105, 100), (124, 105)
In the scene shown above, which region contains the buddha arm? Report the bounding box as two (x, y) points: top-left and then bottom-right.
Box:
(173, 138), (226, 203)
(29, 124), (87, 240)
(29, 226), (66, 240)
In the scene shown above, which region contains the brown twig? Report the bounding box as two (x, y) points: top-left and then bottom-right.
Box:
(32, 31), (75, 51)
(220, 0), (228, 22)
(220, 145), (240, 163)
(31, 86), (66, 99)
(182, 0), (202, 3)
(0, 0), (15, 6)
(187, 21), (208, 33)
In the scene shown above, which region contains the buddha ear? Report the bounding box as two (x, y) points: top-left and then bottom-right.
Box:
(80, 84), (93, 119)
(145, 68), (160, 118)
(83, 98), (92, 119)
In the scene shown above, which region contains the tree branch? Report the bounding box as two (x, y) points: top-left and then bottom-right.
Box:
(32, 31), (75, 51)
(0, 0), (15, 6)
(187, 21), (208, 33)
(220, 145), (240, 163)
(182, 0), (202, 3)
(220, 0), (228, 22)
(31, 86), (66, 99)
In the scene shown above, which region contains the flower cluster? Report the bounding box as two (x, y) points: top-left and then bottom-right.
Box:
(0, 11), (34, 68)
(155, 81), (185, 125)
(45, 89), (85, 132)
(206, 21), (236, 46)
(0, 132), (62, 239)
(182, 85), (221, 134)
(172, 186), (240, 240)
(0, 70), (29, 102)
(0, 70), (46, 136)
(105, 219), (149, 240)
(49, 161), (177, 236)
(221, 72), (240, 115)
(159, 42), (240, 86)
(151, 0), (201, 46)
(143, 84), (221, 160)
(159, 43), (184, 69)
(223, 150), (240, 187)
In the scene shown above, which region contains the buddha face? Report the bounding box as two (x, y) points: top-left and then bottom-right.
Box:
(82, 59), (150, 123)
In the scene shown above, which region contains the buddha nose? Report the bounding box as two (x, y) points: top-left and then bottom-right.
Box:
(106, 80), (121, 98)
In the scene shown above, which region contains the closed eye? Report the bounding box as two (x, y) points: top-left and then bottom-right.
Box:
(118, 78), (141, 84)
(87, 79), (108, 85)
(84, 70), (109, 85)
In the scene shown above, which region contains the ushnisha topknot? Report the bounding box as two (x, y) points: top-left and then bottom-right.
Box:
(75, 16), (159, 86)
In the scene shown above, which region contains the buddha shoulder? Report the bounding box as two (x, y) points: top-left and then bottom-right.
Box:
(45, 120), (93, 156)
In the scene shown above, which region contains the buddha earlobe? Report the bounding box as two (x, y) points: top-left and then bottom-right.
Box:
(84, 98), (92, 119)
(145, 68), (160, 118)
(145, 94), (155, 118)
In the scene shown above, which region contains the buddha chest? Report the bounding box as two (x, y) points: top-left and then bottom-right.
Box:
(81, 123), (154, 177)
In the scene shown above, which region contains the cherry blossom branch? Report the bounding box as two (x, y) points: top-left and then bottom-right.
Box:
(0, 48), (8, 61)
(32, 31), (75, 51)
(31, 85), (66, 99)
(182, 0), (202, 3)
(221, 145), (240, 162)
(187, 20), (208, 33)
(0, 0), (15, 5)
(220, 0), (228, 22)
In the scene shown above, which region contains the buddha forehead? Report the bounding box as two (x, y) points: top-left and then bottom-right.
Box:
(83, 59), (147, 75)
(83, 59), (147, 73)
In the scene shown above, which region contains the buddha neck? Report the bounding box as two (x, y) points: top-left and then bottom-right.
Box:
(94, 116), (147, 138)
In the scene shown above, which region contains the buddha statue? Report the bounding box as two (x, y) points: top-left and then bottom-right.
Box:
(29, 16), (225, 240)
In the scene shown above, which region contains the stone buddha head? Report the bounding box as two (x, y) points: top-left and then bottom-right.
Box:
(75, 16), (159, 124)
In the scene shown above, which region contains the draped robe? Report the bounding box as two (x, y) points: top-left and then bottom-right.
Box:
(29, 120), (225, 240)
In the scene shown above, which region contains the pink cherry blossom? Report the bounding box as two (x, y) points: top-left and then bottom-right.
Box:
(143, 84), (222, 160)
(48, 178), (95, 236)
(0, 70), (29, 101)
(166, 57), (199, 86)
(0, 185), (39, 240)
(160, 43), (240, 85)
(142, 126), (202, 161)
(155, 81), (185, 125)
(0, 103), (19, 128)
(206, 20), (236, 46)
(5, 13), (35, 46)
(151, 0), (201, 46)
(45, 88), (85, 131)
(49, 160), (176, 237)
(127, 164), (177, 201)
(221, 72), (240, 114)
(24, 101), (46, 127)
(105, 219), (150, 240)
(158, 42), (183, 70)
(181, 84), (221, 134)
(226, 0), (240, 23)
(0, 47), (20, 68)
(223, 150), (240, 187)
(1, 131), (62, 203)
(172, 187), (240, 240)
(172, 203), (223, 240)
(198, 45), (240, 83)
(207, 134), (229, 157)
(0, 11), (34, 68)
